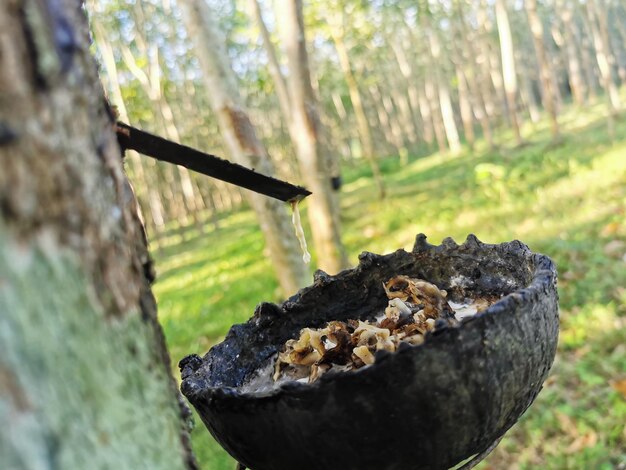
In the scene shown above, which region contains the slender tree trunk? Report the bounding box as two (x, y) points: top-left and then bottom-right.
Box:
(330, 17), (385, 198)
(558, 2), (587, 106)
(381, 41), (421, 152)
(92, 19), (166, 233)
(390, 77), (420, 151)
(276, 0), (349, 274)
(330, 91), (356, 159)
(0, 1), (196, 467)
(278, 0), (348, 273)
(157, 94), (203, 230)
(425, 77), (448, 153)
(611, 4), (626, 83)
(478, 0), (507, 120)
(250, 0), (294, 139)
(457, 4), (494, 150)
(519, 49), (542, 123)
(417, 85), (435, 148)
(577, 9), (600, 101)
(181, 0), (311, 295)
(124, 2), (203, 226)
(526, 0), (560, 140)
(456, 63), (475, 150)
(370, 83), (406, 156)
(254, 0), (349, 273)
(475, 1), (500, 126)
(368, 84), (402, 155)
(586, 0), (620, 139)
(407, 83), (426, 143)
(495, 0), (523, 145)
(389, 35), (429, 149)
(425, 24), (461, 154)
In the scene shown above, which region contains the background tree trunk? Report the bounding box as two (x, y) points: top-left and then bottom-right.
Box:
(329, 12), (385, 198)
(277, 0), (349, 274)
(422, 12), (461, 155)
(496, 0), (523, 145)
(558, 1), (587, 106)
(586, 0), (620, 139)
(93, 20), (166, 234)
(0, 1), (195, 468)
(181, 0), (310, 296)
(526, 0), (560, 140)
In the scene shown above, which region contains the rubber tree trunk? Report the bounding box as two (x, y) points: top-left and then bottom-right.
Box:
(526, 0), (561, 140)
(0, 1), (195, 468)
(586, 0), (621, 139)
(388, 30), (432, 153)
(92, 18), (166, 234)
(495, 0), (523, 145)
(558, 1), (587, 106)
(250, 0), (295, 146)
(369, 83), (406, 156)
(455, 63), (476, 150)
(426, 29), (461, 154)
(181, 0), (310, 296)
(330, 17), (385, 198)
(456, 2), (494, 151)
(276, 0), (349, 274)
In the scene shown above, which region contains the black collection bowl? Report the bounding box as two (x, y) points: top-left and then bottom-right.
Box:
(180, 234), (559, 470)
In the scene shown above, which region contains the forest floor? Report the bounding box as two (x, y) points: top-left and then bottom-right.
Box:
(152, 103), (626, 469)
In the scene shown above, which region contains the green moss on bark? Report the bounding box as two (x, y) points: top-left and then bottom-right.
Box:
(0, 229), (188, 470)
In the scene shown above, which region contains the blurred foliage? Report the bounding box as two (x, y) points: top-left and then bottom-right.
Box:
(153, 100), (626, 469)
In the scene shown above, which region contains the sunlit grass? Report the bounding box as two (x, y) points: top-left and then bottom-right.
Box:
(152, 108), (626, 469)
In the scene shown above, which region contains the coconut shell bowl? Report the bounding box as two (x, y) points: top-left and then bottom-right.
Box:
(179, 234), (559, 470)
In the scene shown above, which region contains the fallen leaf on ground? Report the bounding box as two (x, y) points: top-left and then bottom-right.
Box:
(604, 240), (626, 258)
(556, 411), (578, 437)
(566, 431), (597, 454)
(610, 378), (626, 399)
(601, 221), (621, 237)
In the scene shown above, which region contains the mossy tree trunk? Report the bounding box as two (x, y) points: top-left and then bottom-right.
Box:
(0, 1), (195, 468)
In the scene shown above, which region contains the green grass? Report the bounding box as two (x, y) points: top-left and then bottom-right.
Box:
(152, 103), (626, 469)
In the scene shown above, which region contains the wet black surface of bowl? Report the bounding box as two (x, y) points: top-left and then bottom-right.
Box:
(180, 234), (559, 470)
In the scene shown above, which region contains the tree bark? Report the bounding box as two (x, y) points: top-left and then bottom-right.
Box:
(368, 84), (402, 156)
(455, 63), (475, 150)
(586, 0), (620, 139)
(610, 3), (626, 84)
(124, 2), (202, 227)
(525, 0), (560, 140)
(0, 1), (195, 467)
(389, 34), (430, 150)
(181, 0), (311, 296)
(456, 3), (494, 151)
(478, 0), (506, 121)
(424, 76), (448, 154)
(330, 90), (356, 159)
(250, 0), (294, 141)
(558, 1), (587, 106)
(329, 13), (385, 198)
(495, 0), (523, 145)
(390, 75), (420, 152)
(91, 18), (166, 234)
(519, 48), (542, 123)
(424, 20), (461, 154)
(276, 0), (349, 274)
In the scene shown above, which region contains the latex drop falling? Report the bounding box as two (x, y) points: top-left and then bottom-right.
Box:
(291, 201), (311, 264)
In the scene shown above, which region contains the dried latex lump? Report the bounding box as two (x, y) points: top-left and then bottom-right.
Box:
(274, 276), (457, 384)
